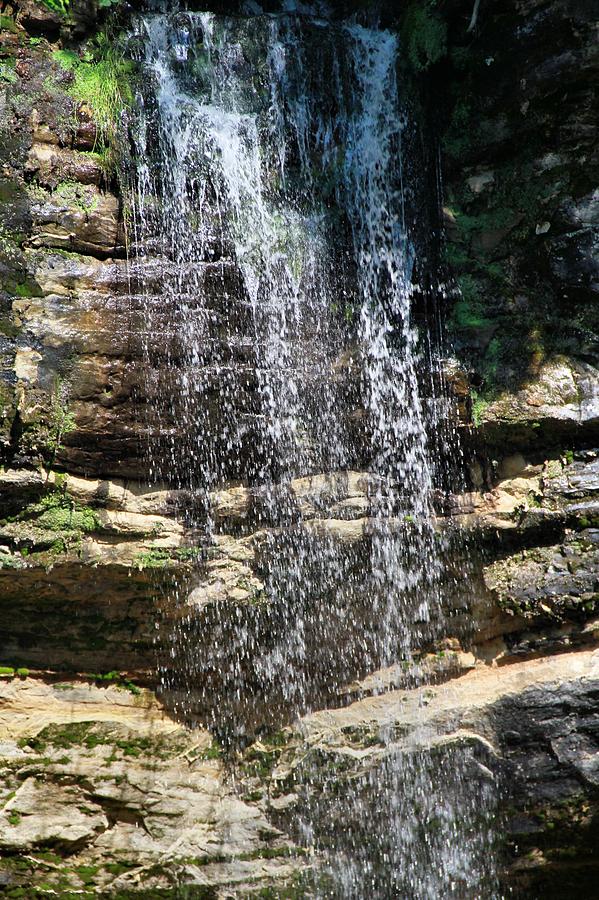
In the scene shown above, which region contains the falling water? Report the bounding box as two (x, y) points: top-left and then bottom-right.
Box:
(126, 4), (501, 896)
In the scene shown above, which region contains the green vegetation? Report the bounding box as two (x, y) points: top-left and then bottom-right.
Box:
(470, 391), (489, 427)
(41, 0), (69, 16)
(17, 491), (100, 535)
(134, 545), (201, 569)
(199, 743), (222, 761)
(0, 315), (20, 339)
(84, 670), (141, 695)
(0, 14), (19, 33)
(402, 2), (448, 72)
(241, 732), (289, 779)
(53, 180), (99, 212)
(447, 273), (493, 336)
(173, 546), (202, 562)
(46, 379), (76, 472)
(0, 60), (17, 84)
(52, 32), (134, 149)
(74, 864), (99, 884)
(450, 298), (489, 329)
(13, 278), (43, 298)
(443, 106), (471, 159)
(0, 666), (15, 676)
(134, 548), (171, 569)
(0, 486), (102, 558)
(20, 722), (157, 758)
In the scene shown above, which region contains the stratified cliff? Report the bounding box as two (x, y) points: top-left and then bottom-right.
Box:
(0, 1), (598, 897)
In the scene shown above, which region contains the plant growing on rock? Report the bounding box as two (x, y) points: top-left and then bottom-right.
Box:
(41, 0), (70, 16)
(402, 2), (448, 72)
(45, 379), (76, 476)
(53, 31), (134, 153)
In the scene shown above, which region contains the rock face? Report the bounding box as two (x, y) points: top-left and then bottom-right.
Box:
(0, 679), (306, 896)
(0, 0), (598, 896)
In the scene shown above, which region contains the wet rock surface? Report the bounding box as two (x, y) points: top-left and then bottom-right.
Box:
(0, 679), (307, 896)
(0, 0), (598, 896)
(1, 654), (598, 896)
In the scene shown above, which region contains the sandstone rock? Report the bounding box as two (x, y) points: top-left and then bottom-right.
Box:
(0, 678), (305, 895)
(25, 143), (105, 189)
(1, 779), (108, 849)
(28, 183), (120, 255)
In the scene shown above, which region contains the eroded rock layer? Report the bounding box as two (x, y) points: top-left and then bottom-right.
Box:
(0, 0), (598, 897)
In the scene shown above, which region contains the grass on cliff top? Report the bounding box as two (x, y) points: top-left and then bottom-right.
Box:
(53, 32), (133, 148)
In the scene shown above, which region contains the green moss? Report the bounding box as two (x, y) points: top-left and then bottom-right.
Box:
(0, 14), (19, 33)
(402, 2), (447, 73)
(443, 97), (475, 159)
(471, 391), (489, 428)
(173, 546), (201, 562)
(241, 741), (284, 779)
(0, 555), (25, 570)
(134, 548), (171, 569)
(53, 180), (99, 211)
(37, 503), (99, 534)
(134, 545), (202, 569)
(259, 729), (289, 749)
(7, 810), (21, 825)
(449, 272), (493, 330)
(23, 722), (94, 752)
(112, 737), (154, 758)
(451, 299), (489, 329)
(201, 743), (222, 761)
(74, 864), (99, 884)
(0, 61), (17, 84)
(24, 723), (180, 764)
(52, 49), (79, 70)
(443, 242), (470, 269)
(0, 316), (21, 338)
(35, 851), (63, 864)
(14, 491), (101, 536)
(47, 380), (77, 460)
(85, 670), (141, 695)
(1, 790), (16, 809)
(0, 666), (15, 676)
(453, 206), (518, 242)
(244, 872), (331, 900)
(481, 336), (502, 382)
(104, 861), (137, 876)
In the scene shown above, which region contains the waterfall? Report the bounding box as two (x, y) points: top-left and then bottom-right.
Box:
(126, 5), (501, 896)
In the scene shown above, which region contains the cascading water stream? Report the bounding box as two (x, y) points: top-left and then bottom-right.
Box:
(126, 4), (502, 896)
